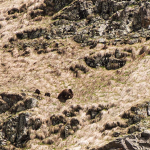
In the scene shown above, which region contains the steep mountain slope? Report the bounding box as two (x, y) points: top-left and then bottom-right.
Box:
(0, 0), (150, 150)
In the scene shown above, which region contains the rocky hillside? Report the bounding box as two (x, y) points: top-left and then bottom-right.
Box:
(0, 0), (150, 149)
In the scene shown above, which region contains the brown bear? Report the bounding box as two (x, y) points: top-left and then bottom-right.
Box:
(57, 89), (73, 101)
(45, 92), (50, 97)
(35, 89), (41, 95)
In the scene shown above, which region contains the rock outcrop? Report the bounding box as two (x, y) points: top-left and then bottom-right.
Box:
(84, 49), (128, 69)
(2, 112), (43, 148)
(0, 92), (38, 114)
(0, 93), (24, 114)
(96, 101), (150, 150)
(2, 113), (30, 147)
(4, 0), (150, 55)
(10, 97), (38, 113)
(1, 0), (150, 149)
(96, 131), (150, 150)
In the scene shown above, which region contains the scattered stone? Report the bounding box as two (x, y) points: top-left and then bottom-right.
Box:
(60, 118), (79, 139)
(8, 8), (19, 15)
(112, 132), (120, 137)
(63, 105), (82, 117)
(70, 64), (89, 74)
(89, 41), (97, 49)
(71, 105), (83, 112)
(42, 137), (54, 145)
(121, 103), (148, 126)
(28, 9), (44, 19)
(33, 118), (42, 130)
(70, 118), (79, 127)
(106, 58), (126, 70)
(141, 130), (150, 139)
(20, 93), (26, 97)
(104, 122), (118, 130)
(139, 46), (150, 55)
(50, 114), (66, 126)
(16, 28), (46, 40)
(128, 125), (140, 134)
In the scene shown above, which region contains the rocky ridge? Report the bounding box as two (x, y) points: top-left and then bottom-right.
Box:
(0, 0), (150, 150)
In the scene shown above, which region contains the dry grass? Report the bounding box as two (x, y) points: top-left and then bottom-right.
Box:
(0, 36), (150, 149)
(0, 0), (150, 149)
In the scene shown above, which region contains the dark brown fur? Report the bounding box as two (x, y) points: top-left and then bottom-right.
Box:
(35, 89), (40, 95)
(58, 89), (73, 100)
(45, 92), (50, 97)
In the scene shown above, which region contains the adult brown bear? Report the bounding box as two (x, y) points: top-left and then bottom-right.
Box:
(58, 89), (73, 101)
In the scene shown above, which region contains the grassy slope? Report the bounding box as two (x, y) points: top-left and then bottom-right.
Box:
(0, 0), (150, 149)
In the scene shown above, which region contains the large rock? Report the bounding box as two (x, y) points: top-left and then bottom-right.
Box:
(106, 57), (126, 70)
(133, 3), (150, 31)
(50, 114), (67, 126)
(0, 93), (37, 114)
(24, 98), (38, 109)
(0, 93), (24, 107)
(60, 117), (80, 139)
(95, 0), (129, 20)
(0, 99), (9, 114)
(121, 102), (149, 126)
(10, 97), (38, 113)
(96, 131), (150, 150)
(2, 113), (42, 148)
(53, 0), (94, 21)
(0, 93), (24, 114)
(44, 0), (74, 14)
(84, 51), (127, 70)
(16, 28), (47, 39)
(2, 113), (30, 147)
(0, 131), (7, 146)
